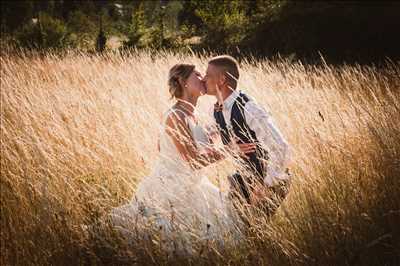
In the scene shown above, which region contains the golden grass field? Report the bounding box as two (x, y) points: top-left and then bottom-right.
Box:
(1, 49), (399, 265)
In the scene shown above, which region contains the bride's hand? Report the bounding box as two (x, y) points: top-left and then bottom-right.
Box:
(205, 125), (220, 144)
(228, 137), (257, 159)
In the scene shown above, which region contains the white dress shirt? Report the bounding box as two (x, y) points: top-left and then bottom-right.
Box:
(211, 90), (291, 186)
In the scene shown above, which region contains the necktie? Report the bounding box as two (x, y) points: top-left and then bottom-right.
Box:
(213, 103), (231, 145)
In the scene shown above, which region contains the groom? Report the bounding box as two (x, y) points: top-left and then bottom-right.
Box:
(203, 55), (291, 214)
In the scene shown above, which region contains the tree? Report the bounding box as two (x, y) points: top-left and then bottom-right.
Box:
(193, 0), (250, 53)
(96, 17), (107, 53)
(66, 10), (96, 49)
(1, 0), (34, 33)
(123, 3), (146, 48)
(16, 12), (69, 49)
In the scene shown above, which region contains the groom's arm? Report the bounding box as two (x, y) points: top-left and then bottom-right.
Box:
(244, 101), (291, 186)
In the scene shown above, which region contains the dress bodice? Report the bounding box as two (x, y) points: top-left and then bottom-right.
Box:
(153, 109), (205, 181)
(150, 108), (210, 179)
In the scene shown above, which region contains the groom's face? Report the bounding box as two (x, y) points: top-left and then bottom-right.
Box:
(203, 64), (222, 96)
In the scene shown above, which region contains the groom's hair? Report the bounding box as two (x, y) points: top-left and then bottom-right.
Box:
(208, 55), (239, 90)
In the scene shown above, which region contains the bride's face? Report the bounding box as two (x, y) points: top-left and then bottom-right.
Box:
(184, 70), (206, 98)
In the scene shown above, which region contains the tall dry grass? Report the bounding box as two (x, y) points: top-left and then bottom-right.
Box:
(1, 49), (399, 265)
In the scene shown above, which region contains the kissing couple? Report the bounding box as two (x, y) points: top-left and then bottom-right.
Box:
(110, 55), (291, 254)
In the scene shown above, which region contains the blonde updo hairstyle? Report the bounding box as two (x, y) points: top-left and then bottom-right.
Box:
(168, 64), (195, 99)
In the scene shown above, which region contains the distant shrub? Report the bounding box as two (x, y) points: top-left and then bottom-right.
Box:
(123, 4), (145, 48)
(16, 13), (71, 50)
(66, 10), (96, 49)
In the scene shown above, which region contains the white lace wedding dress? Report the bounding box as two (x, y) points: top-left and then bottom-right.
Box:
(110, 109), (243, 254)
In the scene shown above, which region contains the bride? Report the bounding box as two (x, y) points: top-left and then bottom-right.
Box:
(110, 64), (244, 254)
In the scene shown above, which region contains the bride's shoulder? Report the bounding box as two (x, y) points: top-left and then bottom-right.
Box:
(163, 107), (187, 126)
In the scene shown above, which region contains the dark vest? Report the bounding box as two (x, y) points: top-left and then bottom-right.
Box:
(214, 92), (268, 182)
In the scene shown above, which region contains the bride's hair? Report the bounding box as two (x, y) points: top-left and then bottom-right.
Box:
(168, 64), (195, 99)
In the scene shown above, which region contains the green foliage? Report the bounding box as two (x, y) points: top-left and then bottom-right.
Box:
(162, 0), (184, 37)
(123, 1), (184, 50)
(16, 13), (71, 49)
(123, 4), (146, 48)
(194, 0), (250, 51)
(66, 10), (96, 49)
(243, 1), (400, 62)
(1, 0), (399, 61)
(67, 10), (96, 34)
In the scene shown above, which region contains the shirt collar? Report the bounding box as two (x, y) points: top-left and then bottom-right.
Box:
(223, 89), (240, 110)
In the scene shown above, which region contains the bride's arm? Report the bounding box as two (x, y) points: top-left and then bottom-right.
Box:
(165, 111), (224, 169)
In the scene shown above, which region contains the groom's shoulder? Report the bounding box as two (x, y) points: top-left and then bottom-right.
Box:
(238, 90), (256, 104)
(239, 91), (271, 115)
